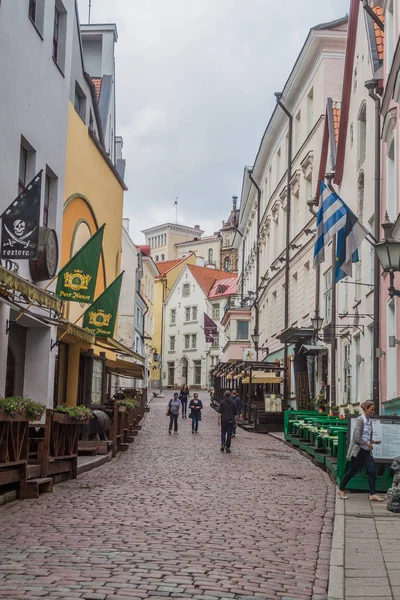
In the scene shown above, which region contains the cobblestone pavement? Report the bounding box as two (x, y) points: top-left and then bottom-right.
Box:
(0, 394), (334, 600)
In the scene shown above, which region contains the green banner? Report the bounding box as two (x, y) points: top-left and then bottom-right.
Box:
(56, 225), (104, 303)
(82, 272), (123, 338)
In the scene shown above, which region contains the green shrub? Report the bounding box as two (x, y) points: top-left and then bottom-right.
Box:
(116, 399), (137, 412)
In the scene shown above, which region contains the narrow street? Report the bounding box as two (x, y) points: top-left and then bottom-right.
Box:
(0, 394), (334, 600)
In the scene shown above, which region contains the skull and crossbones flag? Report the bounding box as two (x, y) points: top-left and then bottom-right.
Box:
(1, 171), (42, 260)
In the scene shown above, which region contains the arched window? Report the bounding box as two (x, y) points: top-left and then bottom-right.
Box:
(357, 102), (366, 168)
(357, 171), (364, 221)
(161, 254), (165, 261)
(387, 134), (396, 221)
(155, 255), (159, 261)
(224, 257), (230, 271)
(208, 248), (213, 264)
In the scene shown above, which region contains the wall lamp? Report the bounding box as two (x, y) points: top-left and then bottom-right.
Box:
(374, 214), (400, 298)
(389, 336), (400, 348)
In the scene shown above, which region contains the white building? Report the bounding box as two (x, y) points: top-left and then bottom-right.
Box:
(163, 265), (237, 388)
(142, 223), (204, 261)
(238, 17), (347, 406)
(0, 0), (77, 405)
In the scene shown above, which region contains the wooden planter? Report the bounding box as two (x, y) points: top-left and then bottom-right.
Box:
(37, 409), (90, 480)
(0, 409), (30, 499)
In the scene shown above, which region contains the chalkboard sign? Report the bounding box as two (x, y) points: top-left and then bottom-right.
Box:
(348, 415), (400, 462)
(297, 372), (308, 408)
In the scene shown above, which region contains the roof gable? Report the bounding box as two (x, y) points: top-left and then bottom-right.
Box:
(188, 265), (234, 295)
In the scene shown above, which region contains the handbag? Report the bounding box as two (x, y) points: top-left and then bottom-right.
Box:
(166, 400), (172, 417)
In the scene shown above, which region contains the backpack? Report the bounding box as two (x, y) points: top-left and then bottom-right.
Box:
(222, 398), (237, 424)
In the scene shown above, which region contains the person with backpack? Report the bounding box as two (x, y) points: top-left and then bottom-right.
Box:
(179, 384), (190, 418)
(166, 392), (181, 434)
(189, 392), (203, 433)
(231, 390), (242, 438)
(217, 390), (238, 453)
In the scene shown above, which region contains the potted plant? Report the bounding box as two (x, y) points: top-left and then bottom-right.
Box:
(52, 404), (93, 423)
(116, 399), (137, 412)
(0, 396), (46, 421)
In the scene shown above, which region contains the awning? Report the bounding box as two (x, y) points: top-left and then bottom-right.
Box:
(0, 265), (62, 313)
(242, 372), (283, 384)
(95, 337), (145, 363)
(57, 321), (95, 345)
(299, 344), (328, 355)
(106, 357), (144, 379)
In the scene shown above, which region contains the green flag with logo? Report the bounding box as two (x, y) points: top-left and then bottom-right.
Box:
(56, 225), (105, 303)
(82, 272), (124, 338)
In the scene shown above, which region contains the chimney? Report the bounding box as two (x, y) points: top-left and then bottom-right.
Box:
(194, 225), (200, 229)
(232, 195), (238, 210)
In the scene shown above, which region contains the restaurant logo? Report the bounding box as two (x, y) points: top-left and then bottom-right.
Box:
(88, 309), (112, 328)
(63, 270), (92, 292)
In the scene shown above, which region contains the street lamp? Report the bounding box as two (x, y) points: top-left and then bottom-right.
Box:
(251, 330), (260, 347)
(311, 312), (324, 333)
(375, 215), (400, 298)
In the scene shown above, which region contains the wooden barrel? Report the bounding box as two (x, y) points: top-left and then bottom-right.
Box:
(88, 410), (110, 437)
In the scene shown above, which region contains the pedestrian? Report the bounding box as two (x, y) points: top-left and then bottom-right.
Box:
(338, 401), (384, 501)
(179, 384), (190, 419)
(167, 392), (181, 434)
(218, 390), (238, 453)
(231, 390), (242, 438)
(189, 392), (203, 433)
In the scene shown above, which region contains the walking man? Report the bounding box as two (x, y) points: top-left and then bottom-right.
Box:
(167, 392), (181, 434)
(231, 390), (242, 438)
(218, 390), (238, 453)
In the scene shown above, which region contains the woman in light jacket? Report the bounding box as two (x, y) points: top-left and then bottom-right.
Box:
(338, 401), (383, 501)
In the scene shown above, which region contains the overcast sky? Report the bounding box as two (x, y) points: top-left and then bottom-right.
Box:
(77, 0), (350, 244)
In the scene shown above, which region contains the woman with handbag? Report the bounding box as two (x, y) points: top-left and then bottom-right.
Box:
(167, 393), (181, 434)
(338, 401), (383, 501)
(189, 393), (203, 434)
(179, 384), (190, 419)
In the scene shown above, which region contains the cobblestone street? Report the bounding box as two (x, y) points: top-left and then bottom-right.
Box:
(0, 395), (334, 600)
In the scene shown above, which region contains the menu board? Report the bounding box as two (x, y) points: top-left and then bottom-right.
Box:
(349, 416), (400, 461)
(264, 394), (282, 413)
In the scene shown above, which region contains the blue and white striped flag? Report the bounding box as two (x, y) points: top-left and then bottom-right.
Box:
(313, 181), (368, 281)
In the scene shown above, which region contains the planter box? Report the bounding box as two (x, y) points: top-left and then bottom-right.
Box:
(52, 412), (90, 425)
(0, 410), (29, 499)
(0, 409), (31, 422)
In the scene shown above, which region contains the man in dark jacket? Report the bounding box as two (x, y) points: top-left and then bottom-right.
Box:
(217, 391), (238, 453)
(231, 391), (242, 438)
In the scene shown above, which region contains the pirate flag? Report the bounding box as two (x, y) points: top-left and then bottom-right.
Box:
(1, 171), (42, 260)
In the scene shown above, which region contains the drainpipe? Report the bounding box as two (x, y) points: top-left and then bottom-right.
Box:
(366, 78), (381, 412)
(275, 93), (293, 408)
(159, 276), (167, 393)
(248, 171), (261, 361)
(235, 226), (245, 306)
(141, 303), (149, 388)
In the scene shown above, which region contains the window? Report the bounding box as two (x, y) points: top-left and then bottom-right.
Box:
(185, 307), (191, 322)
(208, 248), (214, 264)
(355, 259), (362, 302)
(170, 309), (176, 325)
(44, 174), (51, 228)
(181, 358), (188, 378)
(18, 146), (28, 194)
(193, 360), (201, 385)
(211, 333), (219, 348)
(161, 254), (165, 260)
(344, 343), (351, 403)
(224, 257), (230, 271)
(295, 110), (301, 152)
(368, 218), (375, 288)
(303, 262), (310, 315)
(237, 320), (249, 340)
(291, 273), (298, 323)
(184, 334), (190, 349)
(192, 306), (198, 321)
(276, 148), (281, 182)
(357, 102), (366, 168)
(191, 334), (197, 349)
(324, 269), (332, 324)
(53, 6), (60, 62)
(357, 171), (364, 221)
(155, 255), (159, 261)
(52, 1), (67, 72)
(169, 336), (175, 351)
(74, 82), (86, 121)
(29, 0), (44, 35)
(212, 304), (220, 319)
(386, 135), (396, 221)
(182, 283), (190, 298)
(271, 291), (277, 334)
(307, 88), (314, 134)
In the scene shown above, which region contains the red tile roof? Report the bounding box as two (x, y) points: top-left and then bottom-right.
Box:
(137, 245), (151, 256)
(188, 265), (234, 295)
(155, 255), (191, 276)
(208, 276), (238, 299)
(92, 77), (102, 102)
(332, 101), (341, 145)
(371, 6), (384, 62)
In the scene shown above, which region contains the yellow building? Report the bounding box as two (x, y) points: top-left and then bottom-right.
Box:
(150, 254), (196, 389)
(54, 20), (143, 406)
